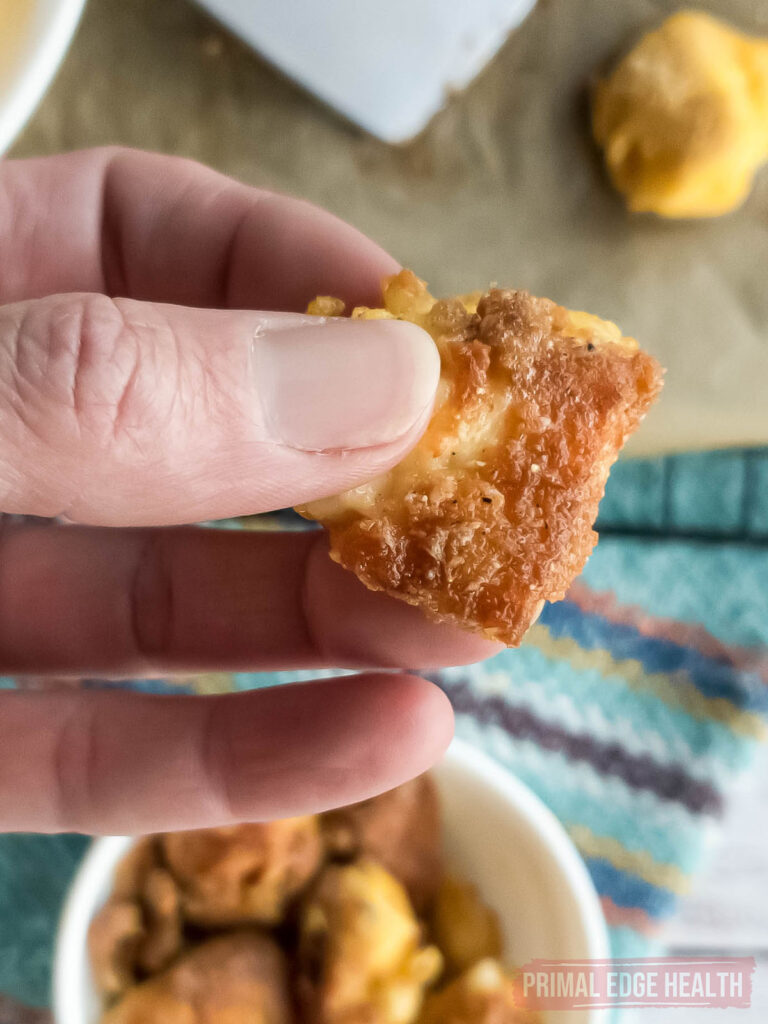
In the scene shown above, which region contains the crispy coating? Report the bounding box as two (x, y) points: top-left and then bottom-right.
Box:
(321, 775), (442, 913)
(138, 867), (184, 974)
(91, 785), (535, 1023)
(101, 931), (293, 1024)
(161, 817), (322, 927)
(297, 859), (442, 1024)
(593, 11), (768, 218)
(88, 900), (144, 999)
(430, 876), (502, 976)
(88, 840), (183, 998)
(419, 959), (539, 1024)
(298, 272), (663, 645)
(111, 836), (158, 900)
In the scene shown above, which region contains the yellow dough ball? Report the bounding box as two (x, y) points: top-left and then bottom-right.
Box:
(592, 10), (768, 218)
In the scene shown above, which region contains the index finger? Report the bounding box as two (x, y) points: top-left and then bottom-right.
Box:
(0, 147), (398, 309)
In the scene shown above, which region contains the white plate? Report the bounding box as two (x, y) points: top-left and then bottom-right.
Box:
(53, 736), (608, 1024)
(0, 0), (86, 155)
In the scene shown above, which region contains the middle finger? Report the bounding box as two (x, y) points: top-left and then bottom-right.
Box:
(0, 522), (499, 676)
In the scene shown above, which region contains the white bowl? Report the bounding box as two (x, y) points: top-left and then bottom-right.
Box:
(53, 736), (609, 1024)
(0, 0), (86, 155)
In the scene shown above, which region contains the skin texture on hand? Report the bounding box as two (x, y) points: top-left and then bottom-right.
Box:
(0, 148), (500, 834)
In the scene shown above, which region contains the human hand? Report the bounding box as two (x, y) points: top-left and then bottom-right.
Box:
(0, 149), (499, 834)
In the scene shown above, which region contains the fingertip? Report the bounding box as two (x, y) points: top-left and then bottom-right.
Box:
(436, 633), (504, 667)
(212, 672), (453, 821)
(254, 314), (439, 454)
(387, 318), (441, 431)
(375, 671), (455, 769)
(320, 672), (454, 807)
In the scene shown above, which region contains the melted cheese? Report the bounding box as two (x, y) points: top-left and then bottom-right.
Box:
(303, 280), (634, 524)
(593, 11), (768, 218)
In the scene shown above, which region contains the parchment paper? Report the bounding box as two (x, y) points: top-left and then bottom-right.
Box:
(11, 0), (768, 455)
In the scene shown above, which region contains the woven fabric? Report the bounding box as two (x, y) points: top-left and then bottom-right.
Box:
(0, 449), (767, 1008)
(445, 537), (768, 959)
(598, 448), (768, 541)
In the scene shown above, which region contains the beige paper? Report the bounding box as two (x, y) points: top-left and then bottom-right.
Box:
(12, 0), (768, 456)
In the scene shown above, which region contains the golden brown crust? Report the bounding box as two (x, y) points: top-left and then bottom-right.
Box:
(88, 839), (184, 999)
(296, 859), (442, 1024)
(419, 960), (537, 1024)
(298, 272), (663, 646)
(111, 836), (159, 901)
(102, 932), (294, 1024)
(137, 867), (184, 974)
(429, 877), (502, 977)
(88, 899), (145, 999)
(321, 775), (442, 914)
(160, 818), (323, 928)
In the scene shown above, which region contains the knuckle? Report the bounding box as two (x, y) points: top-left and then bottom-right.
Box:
(55, 294), (143, 442)
(0, 293), (141, 446)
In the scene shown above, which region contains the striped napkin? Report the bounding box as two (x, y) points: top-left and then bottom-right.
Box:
(0, 448), (766, 1009)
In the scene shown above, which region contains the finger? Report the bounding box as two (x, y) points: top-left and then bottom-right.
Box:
(0, 674), (453, 833)
(0, 523), (500, 675)
(0, 294), (439, 524)
(0, 148), (397, 309)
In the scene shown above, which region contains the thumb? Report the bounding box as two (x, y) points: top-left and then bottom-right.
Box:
(0, 293), (439, 525)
